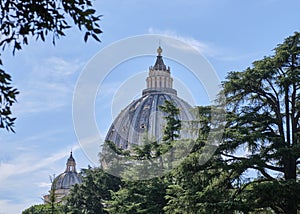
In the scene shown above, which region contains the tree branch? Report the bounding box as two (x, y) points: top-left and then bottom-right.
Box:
(250, 166), (275, 180)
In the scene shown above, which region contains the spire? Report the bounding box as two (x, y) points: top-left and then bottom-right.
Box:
(65, 151), (76, 172)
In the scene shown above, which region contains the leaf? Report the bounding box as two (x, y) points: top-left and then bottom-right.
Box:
(92, 33), (101, 42)
(84, 32), (90, 42)
(23, 37), (28, 45)
(93, 28), (102, 34)
(83, 9), (96, 15)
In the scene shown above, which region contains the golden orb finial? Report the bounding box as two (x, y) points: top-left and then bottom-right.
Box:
(157, 46), (162, 56)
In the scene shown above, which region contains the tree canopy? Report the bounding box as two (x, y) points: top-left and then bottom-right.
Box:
(66, 167), (121, 214)
(220, 31), (300, 213)
(165, 31), (300, 214)
(22, 203), (65, 214)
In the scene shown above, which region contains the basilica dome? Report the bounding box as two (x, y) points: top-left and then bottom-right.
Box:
(53, 152), (82, 190)
(44, 152), (82, 203)
(105, 47), (196, 149)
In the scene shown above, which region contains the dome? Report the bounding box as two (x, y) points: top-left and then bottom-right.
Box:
(54, 171), (82, 189)
(53, 152), (82, 190)
(105, 46), (196, 149)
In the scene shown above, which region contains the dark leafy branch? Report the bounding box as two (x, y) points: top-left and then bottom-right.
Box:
(0, 0), (102, 132)
(0, 67), (19, 132)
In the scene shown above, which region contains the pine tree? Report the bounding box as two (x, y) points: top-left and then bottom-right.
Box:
(65, 167), (121, 213)
(219, 32), (300, 213)
(159, 100), (182, 170)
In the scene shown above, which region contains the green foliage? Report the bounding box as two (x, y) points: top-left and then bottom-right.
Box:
(165, 31), (300, 214)
(102, 101), (182, 213)
(65, 167), (121, 214)
(219, 31), (300, 213)
(159, 100), (182, 170)
(164, 40), (300, 212)
(239, 180), (300, 213)
(22, 203), (65, 214)
(106, 177), (167, 214)
(159, 100), (181, 142)
(0, 68), (18, 132)
(164, 106), (234, 214)
(101, 100), (184, 178)
(0, 0), (102, 51)
(101, 138), (163, 179)
(0, 0), (102, 131)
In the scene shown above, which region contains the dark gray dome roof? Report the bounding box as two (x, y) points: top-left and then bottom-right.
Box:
(105, 46), (196, 149)
(105, 92), (195, 148)
(54, 171), (82, 190)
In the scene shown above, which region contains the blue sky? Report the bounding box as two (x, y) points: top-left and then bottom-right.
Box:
(0, 0), (300, 213)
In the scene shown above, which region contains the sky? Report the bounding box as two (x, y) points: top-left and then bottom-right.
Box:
(0, 0), (300, 213)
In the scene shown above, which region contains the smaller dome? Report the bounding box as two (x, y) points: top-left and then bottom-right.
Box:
(53, 152), (82, 190)
(54, 171), (82, 190)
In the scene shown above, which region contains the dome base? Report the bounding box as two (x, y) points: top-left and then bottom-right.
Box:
(142, 88), (177, 96)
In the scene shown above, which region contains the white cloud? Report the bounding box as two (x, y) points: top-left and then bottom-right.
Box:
(37, 182), (52, 188)
(46, 57), (81, 76)
(14, 56), (85, 116)
(147, 28), (263, 63)
(0, 200), (31, 214)
(0, 143), (83, 213)
(0, 143), (81, 183)
(148, 27), (218, 57)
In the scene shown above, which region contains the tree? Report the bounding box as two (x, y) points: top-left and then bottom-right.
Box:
(106, 177), (167, 214)
(65, 167), (121, 214)
(165, 32), (300, 214)
(102, 101), (182, 213)
(101, 100), (183, 178)
(159, 100), (182, 142)
(163, 106), (235, 214)
(103, 137), (168, 213)
(159, 100), (182, 169)
(219, 31), (300, 213)
(22, 204), (65, 214)
(0, 0), (102, 131)
(48, 175), (59, 213)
